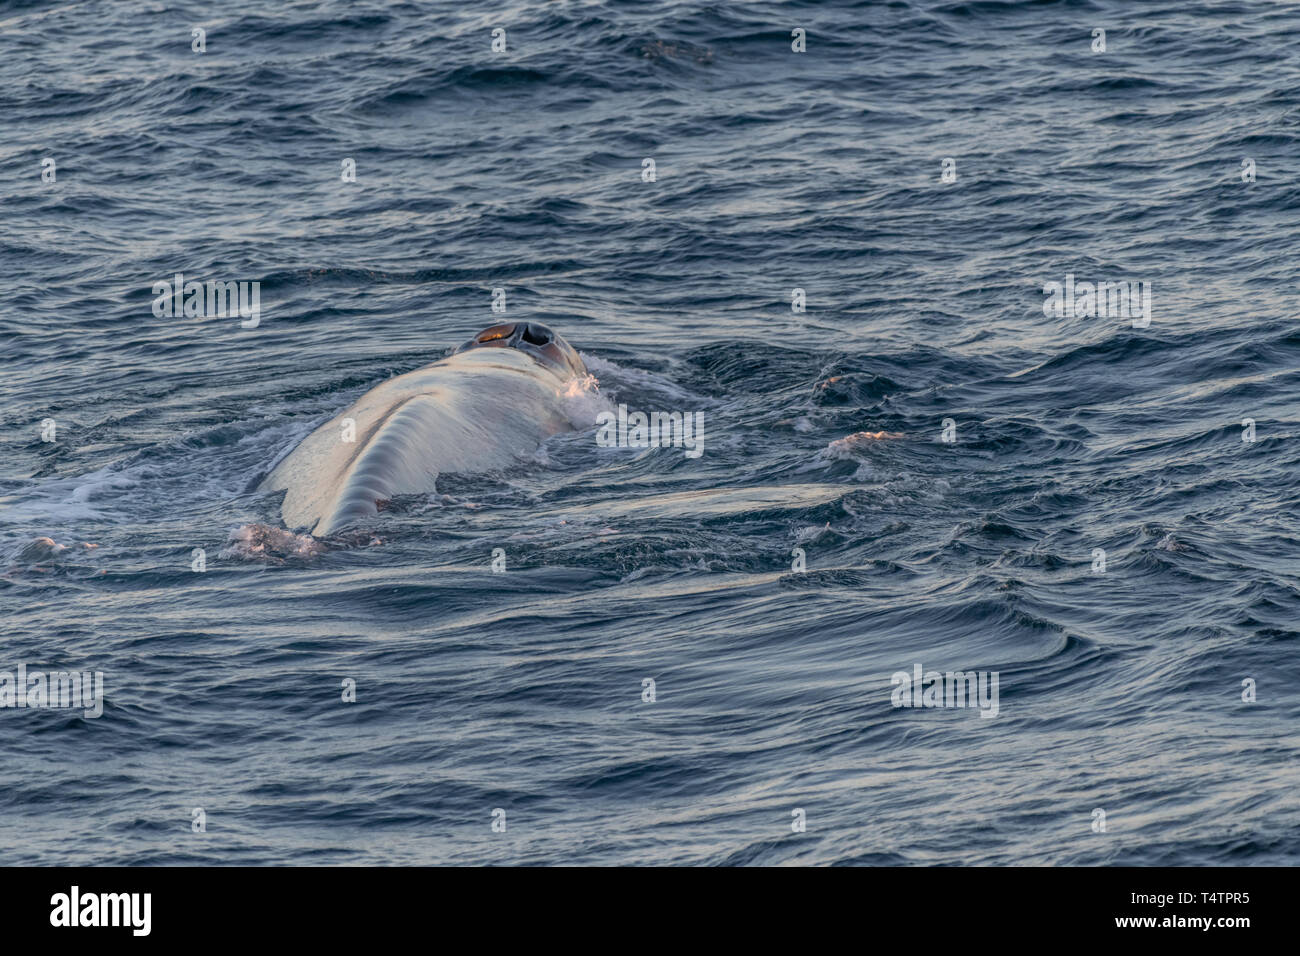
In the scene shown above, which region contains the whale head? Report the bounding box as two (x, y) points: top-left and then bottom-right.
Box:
(455, 322), (586, 379)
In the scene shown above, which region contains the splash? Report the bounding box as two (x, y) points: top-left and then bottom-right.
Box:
(219, 524), (327, 563)
(578, 352), (702, 403)
(1156, 533), (1187, 552)
(557, 371), (613, 429)
(820, 430), (904, 481)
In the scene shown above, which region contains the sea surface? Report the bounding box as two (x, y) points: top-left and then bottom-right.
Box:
(2, 0), (1298, 865)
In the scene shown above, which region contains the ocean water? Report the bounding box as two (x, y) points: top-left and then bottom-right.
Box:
(2, 0), (1299, 866)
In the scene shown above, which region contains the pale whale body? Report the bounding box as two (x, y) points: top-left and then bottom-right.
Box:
(261, 323), (588, 536)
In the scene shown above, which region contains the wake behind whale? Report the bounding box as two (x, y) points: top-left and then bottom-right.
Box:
(260, 323), (590, 536)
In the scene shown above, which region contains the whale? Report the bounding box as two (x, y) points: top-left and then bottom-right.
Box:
(260, 322), (588, 536)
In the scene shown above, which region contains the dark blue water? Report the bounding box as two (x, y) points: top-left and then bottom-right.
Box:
(2, 0), (1298, 865)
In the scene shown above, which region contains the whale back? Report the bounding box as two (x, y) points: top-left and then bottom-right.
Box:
(262, 348), (576, 535)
